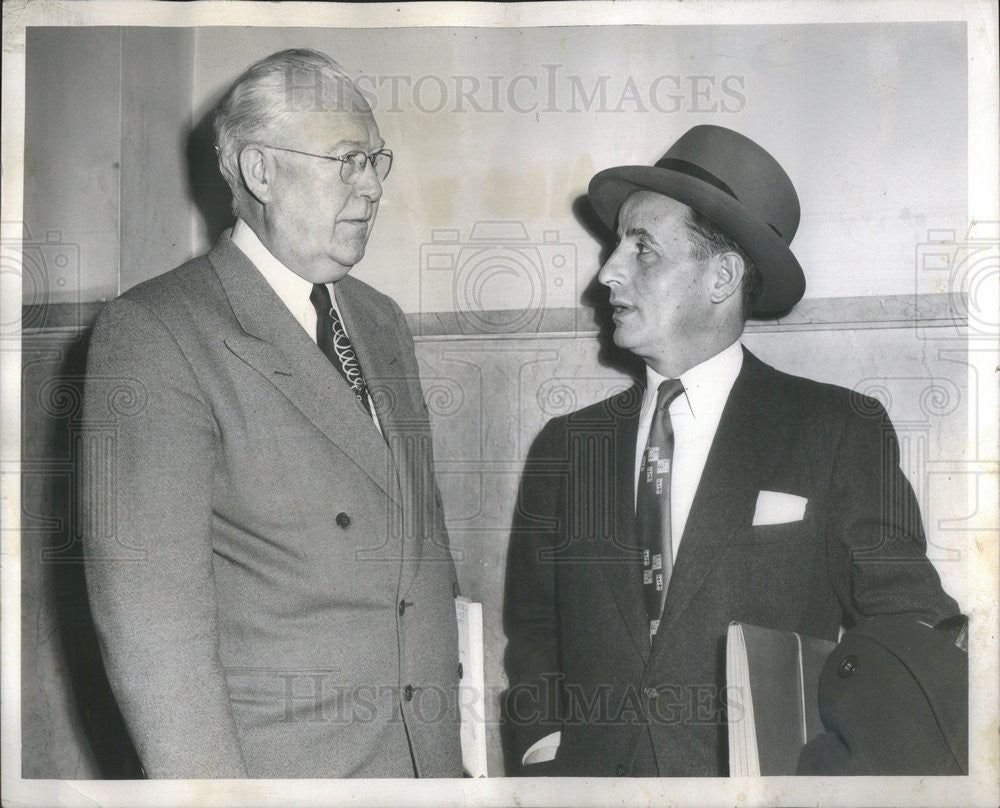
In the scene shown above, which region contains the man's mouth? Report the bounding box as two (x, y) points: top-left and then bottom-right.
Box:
(610, 300), (633, 317)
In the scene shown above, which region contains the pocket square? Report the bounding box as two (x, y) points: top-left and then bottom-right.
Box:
(752, 491), (807, 525)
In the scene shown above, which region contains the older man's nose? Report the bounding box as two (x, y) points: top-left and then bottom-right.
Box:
(354, 160), (383, 201)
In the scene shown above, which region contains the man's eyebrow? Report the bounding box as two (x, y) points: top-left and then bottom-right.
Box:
(329, 139), (385, 153)
(624, 226), (657, 244)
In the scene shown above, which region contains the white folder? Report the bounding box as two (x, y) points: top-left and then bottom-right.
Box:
(455, 597), (487, 777)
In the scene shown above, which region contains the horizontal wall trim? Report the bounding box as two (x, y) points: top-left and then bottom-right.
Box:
(21, 301), (106, 333)
(21, 293), (966, 339)
(406, 292), (967, 340)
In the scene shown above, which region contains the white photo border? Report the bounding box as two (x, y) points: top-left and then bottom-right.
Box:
(2, 2), (997, 806)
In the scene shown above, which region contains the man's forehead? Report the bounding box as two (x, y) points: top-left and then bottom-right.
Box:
(618, 190), (692, 231)
(294, 108), (383, 150)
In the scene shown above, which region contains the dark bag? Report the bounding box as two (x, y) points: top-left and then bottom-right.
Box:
(797, 614), (968, 775)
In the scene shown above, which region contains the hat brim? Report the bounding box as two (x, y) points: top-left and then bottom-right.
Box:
(589, 166), (805, 315)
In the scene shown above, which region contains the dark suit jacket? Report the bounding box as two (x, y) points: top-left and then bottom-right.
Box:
(504, 348), (958, 777)
(82, 234), (462, 778)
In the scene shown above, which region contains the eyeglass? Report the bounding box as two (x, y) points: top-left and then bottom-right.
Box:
(263, 145), (393, 183)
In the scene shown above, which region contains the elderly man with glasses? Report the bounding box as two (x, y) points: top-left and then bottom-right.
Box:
(82, 49), (462, 779)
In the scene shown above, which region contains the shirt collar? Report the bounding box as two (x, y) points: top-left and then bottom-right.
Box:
(231, 218), (327, 333)
(644, 340), (744, 420)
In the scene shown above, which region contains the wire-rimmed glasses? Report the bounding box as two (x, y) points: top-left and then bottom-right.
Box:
(263, 144), (393, 183)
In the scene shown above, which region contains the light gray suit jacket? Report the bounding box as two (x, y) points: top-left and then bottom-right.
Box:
(83, 234), (462, 778)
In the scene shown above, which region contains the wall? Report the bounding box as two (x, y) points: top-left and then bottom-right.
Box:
(23, 27), (121, 305)
(19, 23), (972, 779)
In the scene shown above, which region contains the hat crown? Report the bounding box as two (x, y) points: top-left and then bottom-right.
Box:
(659, 125), (800, 244)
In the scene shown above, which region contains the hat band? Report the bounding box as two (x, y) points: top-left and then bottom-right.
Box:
(653, 157), (785, 240)
(653, 157), (739, 202)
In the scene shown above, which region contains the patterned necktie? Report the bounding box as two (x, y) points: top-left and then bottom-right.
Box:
(310, 283), (373, 417)
(636, 378), (685, 640)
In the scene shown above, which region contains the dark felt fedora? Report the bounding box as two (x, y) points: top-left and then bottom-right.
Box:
(588, 125), (805, 315)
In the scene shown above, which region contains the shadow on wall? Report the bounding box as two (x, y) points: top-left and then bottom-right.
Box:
(185, 96), (236, 245)
(22, 330), (141, 778)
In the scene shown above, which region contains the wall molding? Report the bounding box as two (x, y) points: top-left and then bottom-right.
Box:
(407, 292), (967, 341)
(20, 301), (105, 334)
(21, 293), (967, 339)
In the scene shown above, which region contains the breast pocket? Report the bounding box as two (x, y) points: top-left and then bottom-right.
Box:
(748, 519), (807, 545)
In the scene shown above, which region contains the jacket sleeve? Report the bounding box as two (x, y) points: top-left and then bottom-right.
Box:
(503, 419), (566, 773)
(81, 297), (248, 778)
(825, 397), (959, 626)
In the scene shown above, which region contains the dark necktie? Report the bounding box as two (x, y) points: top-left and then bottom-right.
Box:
(310, 283), (373, 417)
(636, 378), (685, 640)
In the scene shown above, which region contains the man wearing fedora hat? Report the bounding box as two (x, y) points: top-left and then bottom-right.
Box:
(503, 125), (959, 777)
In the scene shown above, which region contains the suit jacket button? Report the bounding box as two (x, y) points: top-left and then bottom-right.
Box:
(452, 581), (460, 598)
(404, 684), (414, 701)
(336, 512), (351, 529)
(398, 599), (406, 616)
(615, 763), (627, 776)
(457, 663), (463, 679)
(643, 686), (658, 700)
(837, 655), (859, 678)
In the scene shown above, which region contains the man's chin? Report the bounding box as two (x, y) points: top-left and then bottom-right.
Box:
(611, 329), (633, 351)
(330, 244), (367, 272)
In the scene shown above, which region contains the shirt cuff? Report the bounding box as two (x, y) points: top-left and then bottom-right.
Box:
(522, 731), (561, 765)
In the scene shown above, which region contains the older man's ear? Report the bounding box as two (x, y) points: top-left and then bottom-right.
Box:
(238, 145), (272, 206)
(708, 251), (746, 306)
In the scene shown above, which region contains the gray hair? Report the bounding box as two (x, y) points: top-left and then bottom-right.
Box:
(684, 208), (763, 320)
(213, 49), (369, 216)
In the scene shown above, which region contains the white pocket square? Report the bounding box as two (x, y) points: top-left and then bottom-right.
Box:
(752, 491), (807, 526)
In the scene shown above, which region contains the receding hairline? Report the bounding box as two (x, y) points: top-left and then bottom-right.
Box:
(216, 50), (373, 132)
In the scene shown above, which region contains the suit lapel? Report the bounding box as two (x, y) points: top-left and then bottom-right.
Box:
(336, 277), (429, 594)
(597, 384), (651, 661)
(657, 349), (790, 636)
(335, 277), (406, 437)
(208, 236), (397, 502)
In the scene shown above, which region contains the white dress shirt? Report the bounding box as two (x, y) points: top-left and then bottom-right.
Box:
(522, 340), (744, 767)
(230, 219), (382, 433)
(634, 339), (744, 558)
